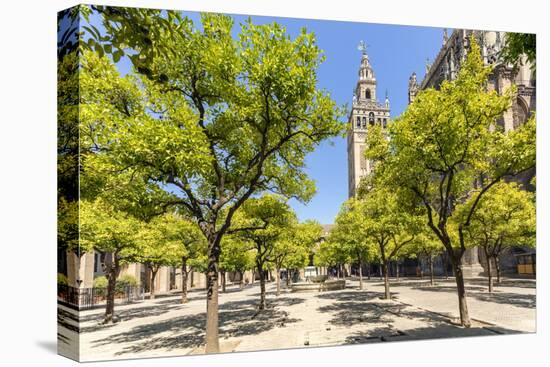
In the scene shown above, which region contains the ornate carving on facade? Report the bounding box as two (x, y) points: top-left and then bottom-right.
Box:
(412, 29), (535, 133)
(408, 72), (419, 104)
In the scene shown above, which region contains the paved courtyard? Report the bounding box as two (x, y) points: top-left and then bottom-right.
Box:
(58, 277), (536, 362)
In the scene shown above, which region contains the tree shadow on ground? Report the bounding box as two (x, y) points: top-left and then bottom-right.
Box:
(148, 294), (204, 306)
(90, 296), (302, 355)
(217, 296), (306, 310)
(316, 290), (418, 328)
(57, 331), (72, 346)
(74, 303), (183, 333)
(342, 323), (516, 345)
(470, 291), (536, 309)
(317, 294), (454, 328)
(218, 287), (250, 294)
(411, 285), (487, 293)
(411, 285), (536, 309)
(318, 301), (394, 327)
(466, 278), (536, 289)
(58, 307), (89, 334)
(250, 289), (285, 298)
(316, 290), (386, 302)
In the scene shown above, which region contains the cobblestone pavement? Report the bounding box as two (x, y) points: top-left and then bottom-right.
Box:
(57, 277), (535, 362)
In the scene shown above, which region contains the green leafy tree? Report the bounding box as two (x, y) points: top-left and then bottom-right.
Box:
(83, 10), (344, 352)
(139, 217), (183, 300)
(220, 236), (255, 290)
(314, 238), (350, 279)
(455, 182), (535, 292)
(365, 38), (536, 326)
(232, 195), (296, 309)
(354, 191), (420, 299)
(79, 199), (142, 323)
(272, 220), (322, 295)
(330, 202), (377, 290)
(156, 213), (206, 303)
(407, 229), (444, 286)
(500, 33), (536, 71)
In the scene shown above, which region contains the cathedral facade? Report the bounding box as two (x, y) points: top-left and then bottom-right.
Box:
(408, 29), (536, 131)
(346, 30), (535, 277)
(347, 45), (390, 197)
(407, 29), (536, 277)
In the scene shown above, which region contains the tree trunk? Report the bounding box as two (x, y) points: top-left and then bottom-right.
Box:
(205, 239), (221, 354)
(286, 269), (291, 286)
(429, 255), (435, 286)
(181, 259), (188, 304)
(221, 271), (226, 293)
(104, 269), (117, 323)
(103, 253), (120, 324)
(486, 253), (493, 293)
(382, 262), (390, 299)
(147, 265), (152, 294)
(150, 268), (158, 300)
(358, 259), (363, 290)
(495, 256), (502, 284)
(451, 255), (471, 327)
(190, 270), (194, 288)
(239, 270), (244, 289)
(258, 266), (266, 310)
(276, 268), (282, 296)
(379, 265), (383, 280)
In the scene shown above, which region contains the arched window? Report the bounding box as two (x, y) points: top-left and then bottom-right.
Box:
(356, 116), (361, 128)
(362, 116), (367, 128)
(369, 112), (375, 125)
(365, 89), (371, 99)
(383, 118), (387, 128)
(513, 97), (529, 129)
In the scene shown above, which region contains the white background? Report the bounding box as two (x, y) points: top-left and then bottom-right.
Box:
(0, 0), (547, 366)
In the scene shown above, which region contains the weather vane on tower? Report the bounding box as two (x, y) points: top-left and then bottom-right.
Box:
(357, 40), (369, 55)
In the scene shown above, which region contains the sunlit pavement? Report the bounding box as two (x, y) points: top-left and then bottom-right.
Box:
(58, 277), (535, 362)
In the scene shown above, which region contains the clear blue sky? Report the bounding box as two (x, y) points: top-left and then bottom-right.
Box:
(90, 9), (444, 225)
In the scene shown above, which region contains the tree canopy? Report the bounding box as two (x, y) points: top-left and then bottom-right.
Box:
(364, 37), (536, 326)
(79, 9), (344, 351)
(455, 181), (535, 291)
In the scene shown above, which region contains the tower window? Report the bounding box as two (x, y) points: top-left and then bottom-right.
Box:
(362, 116), (367, 128)
(369, 112), (375, 125)
(365, 89), (371, 99)
(356, 116), (361, 128)
(383, 118), (387, 128)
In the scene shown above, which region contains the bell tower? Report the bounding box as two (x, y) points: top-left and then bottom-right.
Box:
(347, 41), (391, 197)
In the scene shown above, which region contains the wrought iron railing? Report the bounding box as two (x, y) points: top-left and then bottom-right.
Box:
(57, 285), (144, 310)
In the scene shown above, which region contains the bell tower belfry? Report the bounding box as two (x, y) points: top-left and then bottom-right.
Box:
(347, 41), (391, 197)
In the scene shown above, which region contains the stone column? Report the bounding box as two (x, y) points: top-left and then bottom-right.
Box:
(156, 266), (171, 293)
(66, 250), (79, 288)
(175, 267), (183, 290)
(80, 252), (95, 288)
(460, 247), (485, 278)
(67, 251), (95, 288)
